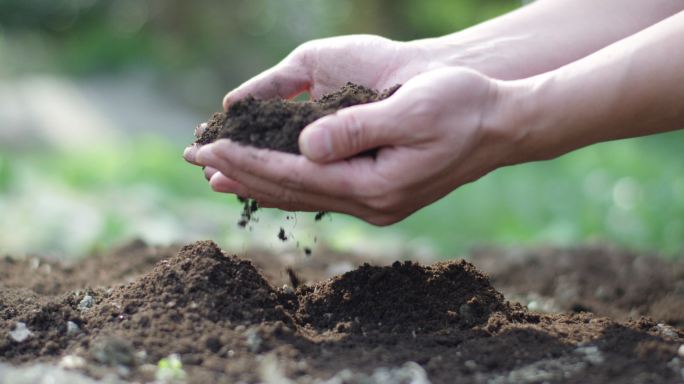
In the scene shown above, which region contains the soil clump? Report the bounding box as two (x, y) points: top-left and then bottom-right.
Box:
(194, 82), (400, 153)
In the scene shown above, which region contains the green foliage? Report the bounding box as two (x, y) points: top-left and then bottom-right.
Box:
(0, 155), (11, 193)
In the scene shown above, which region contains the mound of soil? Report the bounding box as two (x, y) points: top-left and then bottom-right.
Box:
(195, 83), (400, 153)
(97, 241), (288, 324)
(2, 241), (684, 383)
(296, 260), (507, 333)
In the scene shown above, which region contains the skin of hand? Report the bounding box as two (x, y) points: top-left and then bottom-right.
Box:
(192, 67), (510, 225)
(186, 0), (684, 170)
(420, 0), (684, 80)
(184, 34), (434, 180)
(185, 8), (684, 225)
(503, 10), (684, 163)
(186, 0), (684, 168)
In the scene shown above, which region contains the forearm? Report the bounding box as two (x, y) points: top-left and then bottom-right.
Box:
(412, 0), (684, 80)
(505, 10), (684, 163)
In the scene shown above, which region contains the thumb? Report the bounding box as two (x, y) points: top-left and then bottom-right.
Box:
(299, 100), (398, 162)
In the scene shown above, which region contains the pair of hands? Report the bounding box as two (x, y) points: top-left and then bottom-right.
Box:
(184, 35), (512, 225)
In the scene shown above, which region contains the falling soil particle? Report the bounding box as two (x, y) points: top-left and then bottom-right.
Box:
(286, 267), (300, 289)
(277, 228), (288, 242)
(2, 241), (684, 383)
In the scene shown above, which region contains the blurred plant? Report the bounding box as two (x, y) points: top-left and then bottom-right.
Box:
(155, 353), (186, 383)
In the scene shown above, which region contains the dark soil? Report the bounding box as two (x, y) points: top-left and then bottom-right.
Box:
(2, 241), (684, 383)
(471, 246), (684, 327)
(193, 83), (399, 229)
(194, 82), (400, 153)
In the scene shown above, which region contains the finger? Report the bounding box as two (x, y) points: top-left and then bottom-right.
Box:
(196, 140), (376, 199)
(298, 97), (403, 162)
(183, 143), (201, 165)
(197, 144), (373, 214)
(203, 166), (219, 181)
(206, 156), (398, 226)
(208, 172), (248, 194)
(214, 169), (370, 217)
(223, 60), (311, 110)
(184, 122), (210, 164)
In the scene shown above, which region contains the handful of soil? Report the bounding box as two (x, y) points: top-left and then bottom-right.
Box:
(193, 82), (400, 229)
(194, 82), (400, 153)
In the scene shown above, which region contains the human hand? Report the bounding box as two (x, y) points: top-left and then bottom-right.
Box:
(192, 67), (517, 225)
(184, 34), (434, 167)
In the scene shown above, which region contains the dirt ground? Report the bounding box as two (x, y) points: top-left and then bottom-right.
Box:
(2, 240), (684, 383)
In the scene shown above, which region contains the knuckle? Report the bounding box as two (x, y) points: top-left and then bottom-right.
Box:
(338, 112), (365, 153)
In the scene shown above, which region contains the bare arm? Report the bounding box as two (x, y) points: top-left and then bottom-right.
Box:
(506, 10), (684, 163)
(193, 10), (684, 225)
(415, 0), (684, 79)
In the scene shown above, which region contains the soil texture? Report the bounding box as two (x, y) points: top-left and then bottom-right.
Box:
(193, 83), (399, 228)
(472, 245), (684, 327)
(2, 241), (684, 384)
(194, 83), (400, 153)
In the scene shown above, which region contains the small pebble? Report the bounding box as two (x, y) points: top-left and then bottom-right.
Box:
(9, 322), (32, 342)
(575, 345), (605, 365)
(78, 294), (94, 311)
(66, 321), (80, 336)
(657, 323), (678, 338)
(282, 284), (294, 295)
(245, 328), (263, 353)
(59, 355), (86, 369)
(678, 344), (684, 358)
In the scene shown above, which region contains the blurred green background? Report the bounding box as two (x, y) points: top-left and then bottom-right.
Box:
(0, 0), (682, 260)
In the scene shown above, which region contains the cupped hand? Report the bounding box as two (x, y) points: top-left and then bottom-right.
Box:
(221, 34), (434, 106)
(184, 35), (433, 164)
(192, 67), (517, 225)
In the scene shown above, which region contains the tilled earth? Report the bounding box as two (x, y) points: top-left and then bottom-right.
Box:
(1, 240), (684, 383)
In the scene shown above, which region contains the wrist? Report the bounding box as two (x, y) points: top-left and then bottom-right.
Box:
(493, 73), (592, 167)
(481, 76), (558, 168)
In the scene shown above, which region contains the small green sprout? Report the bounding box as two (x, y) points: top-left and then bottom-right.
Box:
(155, 354), (186, 382)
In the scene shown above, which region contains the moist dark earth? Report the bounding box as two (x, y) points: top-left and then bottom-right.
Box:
(192, 82), (399, 228)
(194, 82), (400, 154)
(2, 240), (684, 383)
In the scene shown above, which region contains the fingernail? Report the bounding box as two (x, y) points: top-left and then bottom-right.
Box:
(183, 145), (197, 162)
(204, 167), (218, 181)
(194, 144), (214, 164)
(300, 124), (332, 161)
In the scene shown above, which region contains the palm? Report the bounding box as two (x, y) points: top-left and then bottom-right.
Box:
(222, 35), (426, 108)
(298, 35), (423, 98)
